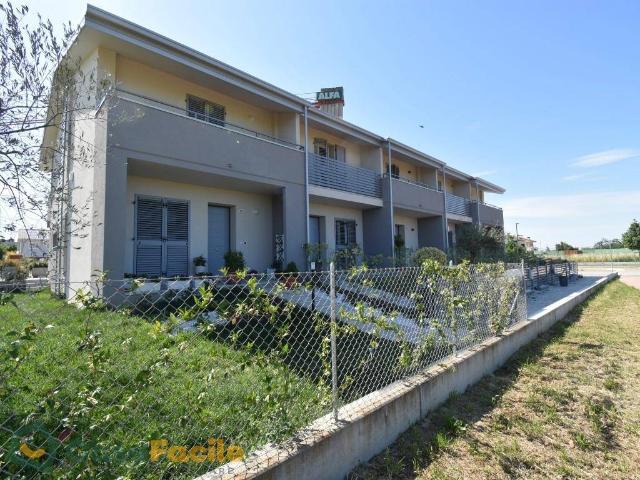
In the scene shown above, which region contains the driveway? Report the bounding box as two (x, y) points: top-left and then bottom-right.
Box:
(578, 263), (640, 289)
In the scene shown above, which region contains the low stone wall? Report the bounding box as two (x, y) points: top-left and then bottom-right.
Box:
(199, 273), (618, 480)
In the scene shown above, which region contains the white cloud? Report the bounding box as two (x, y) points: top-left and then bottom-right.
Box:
(571, 148), (640, 167)
(503, 191), (640, 219)
(502, 190), (640, 249)
(561, 172), (607, 182)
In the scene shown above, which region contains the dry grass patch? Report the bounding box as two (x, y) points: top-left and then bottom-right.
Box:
(350, 280), (640, 479)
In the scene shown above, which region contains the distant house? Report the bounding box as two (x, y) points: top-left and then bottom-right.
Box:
(16, 229), (49, 258)
(517, 235), (536, 253)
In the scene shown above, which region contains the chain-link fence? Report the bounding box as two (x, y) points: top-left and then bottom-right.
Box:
(0, 262), (526, 479)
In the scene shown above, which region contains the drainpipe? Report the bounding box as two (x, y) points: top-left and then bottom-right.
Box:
(475, 180), (481, 226)
(303, 106), (310, 265)
(387, 141), (395, 263)
(442, 165), (449, 252)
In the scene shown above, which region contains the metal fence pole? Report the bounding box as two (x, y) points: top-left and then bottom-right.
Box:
(329, 261), (339, 421)
(521, 259), (528, 318)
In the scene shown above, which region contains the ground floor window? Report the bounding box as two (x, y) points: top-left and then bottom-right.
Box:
(135, 195), (189, 277)
(335, 219), (356, 249)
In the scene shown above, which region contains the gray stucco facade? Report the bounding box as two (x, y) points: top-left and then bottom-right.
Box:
(47, 6), (506, 285)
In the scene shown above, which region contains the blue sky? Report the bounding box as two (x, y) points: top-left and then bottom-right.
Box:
(20, 0), (640, 248)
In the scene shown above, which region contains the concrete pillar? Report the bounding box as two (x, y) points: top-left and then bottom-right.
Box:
(281, 184), (307, 269)
(93, 148), (128, 279)
(362, 180), (394, 262)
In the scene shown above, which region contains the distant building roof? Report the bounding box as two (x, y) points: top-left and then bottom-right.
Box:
(16, 229), (48, 241)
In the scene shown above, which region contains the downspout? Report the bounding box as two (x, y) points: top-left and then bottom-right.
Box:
(442, 165), (449, 253)
(475, 180), (481, 226)
(387, 141), (395, 263)
(303, 106), (310, 266)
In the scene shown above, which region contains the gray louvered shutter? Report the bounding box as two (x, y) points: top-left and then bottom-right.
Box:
(135, 197), (163, 276)
(165, 200), (189, 277)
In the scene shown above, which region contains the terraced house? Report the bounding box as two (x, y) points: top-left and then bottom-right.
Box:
(42, 5), (504, 285)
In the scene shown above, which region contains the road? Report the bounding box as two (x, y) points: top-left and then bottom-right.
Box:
(578, 263), (640, 289)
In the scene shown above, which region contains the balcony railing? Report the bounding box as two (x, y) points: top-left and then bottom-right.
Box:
(386, 173), (441, 192)
(445, 192), (473, 216)
(308, 153), (382, 198)
(115, 89), (304, 151)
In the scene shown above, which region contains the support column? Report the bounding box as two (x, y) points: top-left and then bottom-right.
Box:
(441, 165), (449, 252)
(281, 184), (307, 269)
(387, 141), (395, 262)
(94, 149), (128, 279)
(303, 106), (310, 255)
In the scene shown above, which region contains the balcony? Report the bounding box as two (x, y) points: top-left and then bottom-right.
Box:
(116, 89), (303, 150)
(308, 153), (382, 198)
(445, 192), (473, 217)
(108, 91), (306, 186)
(477, 201), (504, 226)
(389, 175), (444, 214)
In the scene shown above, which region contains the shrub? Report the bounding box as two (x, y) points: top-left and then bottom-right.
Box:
(193, 255), (207, 267)
(284, 261), (299, 273)
(223, 251), (245, 273)
(412, 247), (447, 266)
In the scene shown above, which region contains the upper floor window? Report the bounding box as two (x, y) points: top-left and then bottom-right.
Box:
(186, 95), (225, 126)
(386, 163), (400, 178)
(314, 138), (346, 162)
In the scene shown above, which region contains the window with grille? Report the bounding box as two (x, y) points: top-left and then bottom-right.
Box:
(335, 220), (356, 248)
(186, 95), (225, 126)
(135, 196), (189, 277)
(314, 138), (346, 162)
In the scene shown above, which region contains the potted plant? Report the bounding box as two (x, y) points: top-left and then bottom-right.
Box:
(30, 259), (49, 278)
(223, 251), (245, 283)
(280, 261), (299, 289)
(193, 255), (207, 275)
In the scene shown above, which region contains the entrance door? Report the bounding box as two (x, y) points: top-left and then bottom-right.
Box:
(208, 205), (230, 274)
(309, 216), (321, 245)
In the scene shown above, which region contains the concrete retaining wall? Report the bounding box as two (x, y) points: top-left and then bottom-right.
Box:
(201, 273), (618, 480)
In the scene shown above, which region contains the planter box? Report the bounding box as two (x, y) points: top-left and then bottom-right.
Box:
(31, 267), (48, 278)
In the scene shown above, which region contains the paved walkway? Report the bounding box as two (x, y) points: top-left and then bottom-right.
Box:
(526, 274), (607, 317)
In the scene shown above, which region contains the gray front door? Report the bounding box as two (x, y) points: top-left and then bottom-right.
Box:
(309, 216), (321, 245)
(208, 205), (230, 274)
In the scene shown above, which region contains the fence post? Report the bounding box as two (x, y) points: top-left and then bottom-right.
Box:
(521, 259), (528, 318)
(329, 261), (339, 421)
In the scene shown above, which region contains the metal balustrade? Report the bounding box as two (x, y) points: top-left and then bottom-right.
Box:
(386, 173), (441, 192)
(308, 153), (382, 198)
(445, 192), (473, 216)
(115, 89), (304, 151)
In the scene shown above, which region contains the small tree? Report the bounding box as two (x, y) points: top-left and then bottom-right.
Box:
(555, 241), (575, 252)
(622, 219), (640, 253)
(1, 3), (116, 282)
(455, 225), (504, 263)
(505, 234), (526, 262)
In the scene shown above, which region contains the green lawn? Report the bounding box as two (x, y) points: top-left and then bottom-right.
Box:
(350, 280), (640, 479)
(0, 290), (329, 478)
